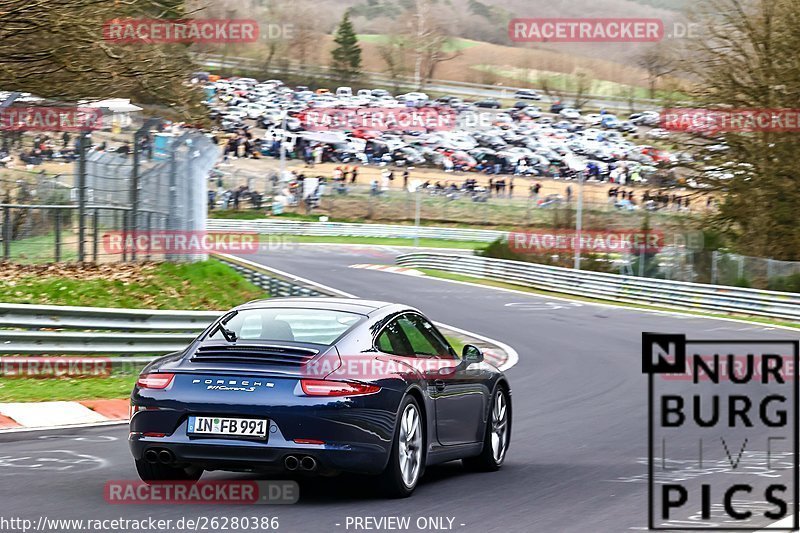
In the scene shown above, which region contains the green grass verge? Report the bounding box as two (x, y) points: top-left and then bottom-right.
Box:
(0, 260), (264, 309)
(419, 268), (800, 330)
(472, 64), (687, 101)
(0, 375), (137, 402)
(6, 233), (78, 264)
(357, 34), (478, 52)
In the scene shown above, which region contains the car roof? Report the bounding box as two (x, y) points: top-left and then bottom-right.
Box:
(235, 297), (399, 316)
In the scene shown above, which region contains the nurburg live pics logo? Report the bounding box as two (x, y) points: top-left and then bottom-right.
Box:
(642, 333), (799, 530)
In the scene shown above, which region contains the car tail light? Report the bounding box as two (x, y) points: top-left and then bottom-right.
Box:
(136, 373), (175, 389)
(300, 379), (380, 397)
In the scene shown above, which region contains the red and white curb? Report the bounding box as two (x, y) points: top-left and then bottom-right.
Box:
(0, 399), (129, 431)
(349, 264), (425, 276)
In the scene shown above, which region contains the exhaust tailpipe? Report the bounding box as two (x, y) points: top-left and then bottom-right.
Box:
(284, 455), (299, 471)
(300, 456), (317, 471)
(144, 449), (159, 464)
(158, 449), (174, 465)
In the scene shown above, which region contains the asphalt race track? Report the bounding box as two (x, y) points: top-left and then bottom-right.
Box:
(0, 244), (796, 533)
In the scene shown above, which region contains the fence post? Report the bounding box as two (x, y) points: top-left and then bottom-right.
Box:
(2, 207), (9, 259)
(54, 209), (61, 262)
(121, 211), (128, 263)
(92, 209), (99, 263)
(77, 131), (88, 262)
(711, 250), (719, 284)
(145, 211), (152, 261)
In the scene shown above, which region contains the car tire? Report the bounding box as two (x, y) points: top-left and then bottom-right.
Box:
(378, 395), (424, 498)
(463, 386), (510, 472)
(135, 458), (203, 484)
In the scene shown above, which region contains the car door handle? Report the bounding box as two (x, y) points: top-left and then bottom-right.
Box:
(434, 379), (446, 391)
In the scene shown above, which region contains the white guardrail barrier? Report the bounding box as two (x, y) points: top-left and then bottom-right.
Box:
(207, 219), (505, 243)
(0, 255), (507, 367)
(0, 255), (329, 357)
(395, 252), (800, 322)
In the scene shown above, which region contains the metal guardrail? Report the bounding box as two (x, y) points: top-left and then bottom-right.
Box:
(208, 219), (505, 243)
(214, 254), (331, 297)
(0, 304), (219, 331)
(396, 252), (800, 322)
(0, 258), (331, 356)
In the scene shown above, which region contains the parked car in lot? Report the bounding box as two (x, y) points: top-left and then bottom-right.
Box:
(645, 128), (670, 140)
(629, 111), (661, 126)
(474, 99), (501, 109)
(520, 106), (542, 119)
(514, 89), (542, 100)
(559, 108), (582, 120)
(130, 299), (512, 498)
(398, 92), (429, 102)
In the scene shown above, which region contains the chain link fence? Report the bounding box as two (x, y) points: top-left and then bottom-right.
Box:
(711, 251), (800, 291)
(0, 127), (219, 263)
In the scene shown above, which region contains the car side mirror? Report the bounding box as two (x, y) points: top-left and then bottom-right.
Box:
(462, 344), (484, 365)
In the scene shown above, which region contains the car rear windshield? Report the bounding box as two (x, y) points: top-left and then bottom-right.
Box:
(206, 308), (364, 345)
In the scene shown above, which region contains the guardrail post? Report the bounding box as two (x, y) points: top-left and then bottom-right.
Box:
(2, 207), (10, 260)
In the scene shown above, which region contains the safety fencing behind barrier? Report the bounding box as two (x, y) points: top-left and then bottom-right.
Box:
(207, 219), (505, 243)
(395, 252), (800, 322)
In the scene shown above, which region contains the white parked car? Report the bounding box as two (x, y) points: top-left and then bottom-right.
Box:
(399, 92), (429, 102)
(559, 108), (582, 120)
(583, 113), (604, 125)
(645, 128), (670, 139)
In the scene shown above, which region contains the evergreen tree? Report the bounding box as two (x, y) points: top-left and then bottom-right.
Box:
(330, 12), (362, 82)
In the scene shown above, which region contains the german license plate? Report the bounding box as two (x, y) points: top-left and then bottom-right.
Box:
(187, 416), (268, 439)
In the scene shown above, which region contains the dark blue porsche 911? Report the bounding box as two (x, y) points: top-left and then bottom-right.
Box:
(129, 298), (511, 497)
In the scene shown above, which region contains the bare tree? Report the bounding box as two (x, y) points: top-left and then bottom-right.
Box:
(378, 36), (411, 92)
(674, 0), (800, 260)
(571, 69), (592, 109)
(0, 0), (203, 118)
(637, 44), (674, 99)
(405, 0), (461, 89)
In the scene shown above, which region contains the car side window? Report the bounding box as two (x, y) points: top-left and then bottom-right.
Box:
(376, 319), (413, 356)
(396, 314), (454, 358)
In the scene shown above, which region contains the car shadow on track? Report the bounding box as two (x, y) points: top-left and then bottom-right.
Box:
(224, 462), (478, 503)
